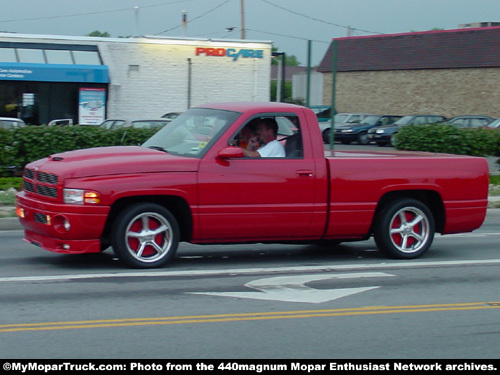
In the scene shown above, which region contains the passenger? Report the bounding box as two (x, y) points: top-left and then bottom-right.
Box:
(237, 122), (257, 150)
(242, 118), (285, 158)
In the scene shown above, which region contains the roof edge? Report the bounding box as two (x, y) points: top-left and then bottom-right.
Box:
(333, 26), (500, 41)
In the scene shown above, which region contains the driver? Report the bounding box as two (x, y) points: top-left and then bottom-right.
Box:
(241, 118), (285, 158)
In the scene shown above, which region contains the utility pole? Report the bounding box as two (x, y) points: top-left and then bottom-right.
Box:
(306, 40), (312, 107)
(134, 6), (139, 37)
(329, 40), (338, 150)
(240, 0), (246, 39)
(182, 10), (187, 37)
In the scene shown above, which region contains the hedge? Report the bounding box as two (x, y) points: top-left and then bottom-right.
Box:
(2, 124), (500, 177)
(394, 124), (500, 157)
(0, 126), (158, 176)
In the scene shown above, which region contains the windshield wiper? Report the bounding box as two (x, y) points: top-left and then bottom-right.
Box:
(147, 145), (168, 153)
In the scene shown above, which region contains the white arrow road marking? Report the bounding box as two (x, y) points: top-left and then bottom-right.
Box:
(190, 272), (394, 303)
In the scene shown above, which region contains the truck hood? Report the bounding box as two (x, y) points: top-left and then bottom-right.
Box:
(26, 146), (199, 179)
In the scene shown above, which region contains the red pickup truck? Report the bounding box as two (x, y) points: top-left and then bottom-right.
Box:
(16, 102), (489, 268)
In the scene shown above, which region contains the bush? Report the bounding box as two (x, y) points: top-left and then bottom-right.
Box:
(395, 124), (500, 157)
(0, 177), (22, 190)
(0, 126), (159, 174)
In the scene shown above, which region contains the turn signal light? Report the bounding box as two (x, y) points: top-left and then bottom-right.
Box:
(84, 192), (100, 204)
(16, 207), (25, 218)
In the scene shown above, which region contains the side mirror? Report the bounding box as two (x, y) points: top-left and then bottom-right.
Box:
(217, 146), (244, 160)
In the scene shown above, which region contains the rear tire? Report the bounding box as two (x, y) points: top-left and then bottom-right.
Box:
(111, 203), (179, 268)
(373, 198), (435, 259)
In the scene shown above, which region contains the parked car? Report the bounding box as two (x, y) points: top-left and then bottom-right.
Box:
(309, 105), (332, 122)
(48, 118), (73, 126)
(443, 115), (494, 129)
(320, 113), (374, 143)
(100, 118), (170, 130)
(486, 118), (500, 129)
(161, 112), (182, 121)
(0, 117), (26, 129)
(334, 115), (402, 145)
(368, 115), (446, 146)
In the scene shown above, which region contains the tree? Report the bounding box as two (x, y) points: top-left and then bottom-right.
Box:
(271, 46), (300, 66)
(86, 31), (111, 37)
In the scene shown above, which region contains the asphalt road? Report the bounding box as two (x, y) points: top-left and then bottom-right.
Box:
(1, 210), (499, 359)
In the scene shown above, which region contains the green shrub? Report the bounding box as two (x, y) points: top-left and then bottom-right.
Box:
(0, 125), (160, 173)
(395, 124), (500, 157)
(0, 177), (22, 190)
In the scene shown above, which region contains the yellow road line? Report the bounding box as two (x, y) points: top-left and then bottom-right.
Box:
(1, 302), (499, 333)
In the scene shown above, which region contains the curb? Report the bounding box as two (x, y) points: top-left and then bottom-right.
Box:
(2, 197), (500, 231)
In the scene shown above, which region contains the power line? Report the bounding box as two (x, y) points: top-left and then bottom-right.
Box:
(155, 0), (231, 35)
(246, 28), (330, 44)
(259, 0), (384, 35)
(0, 0), (191, 24)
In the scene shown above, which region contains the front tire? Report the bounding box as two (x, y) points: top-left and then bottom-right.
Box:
(373, 198), (435, 259)
(111, 203), (179, 268)
(322, 128), (331, 144)
(357, 131), (369, 145)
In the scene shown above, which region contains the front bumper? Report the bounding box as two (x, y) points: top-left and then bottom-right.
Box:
(368, 133), (391, 142)
(16, 191), (110, 254)
(335, 132), (357, 142)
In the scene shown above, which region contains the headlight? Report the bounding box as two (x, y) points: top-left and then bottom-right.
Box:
(376, 129), (384, 134)
(63, 189), (101, 204)
(64, 189), (84, 204)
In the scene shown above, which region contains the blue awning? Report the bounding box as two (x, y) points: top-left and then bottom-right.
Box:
(0, 62), (109, 83)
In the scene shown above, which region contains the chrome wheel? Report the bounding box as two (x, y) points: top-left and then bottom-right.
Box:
(112, 203), (179, 268)
(388, 207), (430, 254)
(124, 212), (173, 263)
(374, 198), (435, 259)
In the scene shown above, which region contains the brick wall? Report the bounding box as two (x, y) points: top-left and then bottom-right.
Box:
(322, 68), (500, 118)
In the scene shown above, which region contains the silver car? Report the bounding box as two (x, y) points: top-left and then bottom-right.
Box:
(100, 118), (170, 130)
(0, 117), (26, 129)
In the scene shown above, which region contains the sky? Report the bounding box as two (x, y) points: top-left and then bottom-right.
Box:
(1, 0), (500, 66)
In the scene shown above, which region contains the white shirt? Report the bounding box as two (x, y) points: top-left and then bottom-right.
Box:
(257, 139), (286, 158)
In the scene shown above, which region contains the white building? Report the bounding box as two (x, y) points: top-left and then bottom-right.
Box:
(0, 33), (273, 125)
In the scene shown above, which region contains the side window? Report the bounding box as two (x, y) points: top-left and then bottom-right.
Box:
(113, 120), (126, 129)
(229, 115), (303, 158)
(280, 116), (303, 158)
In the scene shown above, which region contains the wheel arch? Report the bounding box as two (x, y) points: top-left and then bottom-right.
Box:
(372, 190), (445, 234)
(101, 195), (193, 247)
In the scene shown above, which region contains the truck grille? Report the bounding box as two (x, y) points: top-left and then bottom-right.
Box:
(23, 168), (59, 200)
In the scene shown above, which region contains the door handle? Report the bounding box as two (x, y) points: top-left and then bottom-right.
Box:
(296, 170), (314, 178)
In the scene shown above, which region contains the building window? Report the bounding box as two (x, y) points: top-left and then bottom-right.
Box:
(0, 48), (17, 62)
(46, 50), (74, 64)
(72, 50), (101, 65)
(17, 48), (46, 63)
(0, 43), (103, 66)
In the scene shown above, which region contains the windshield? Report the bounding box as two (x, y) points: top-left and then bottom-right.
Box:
(487, 119), (500, 128)
(359, 115), (380, 126)
(392, 116), (415, 126)
(334, 113), (350, 123)
(142, 108), (240, 157)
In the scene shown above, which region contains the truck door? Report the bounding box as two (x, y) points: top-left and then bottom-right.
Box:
(196, 115), (325, 241)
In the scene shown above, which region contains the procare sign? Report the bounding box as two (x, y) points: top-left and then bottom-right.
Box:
(195, 47), (264, 61)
